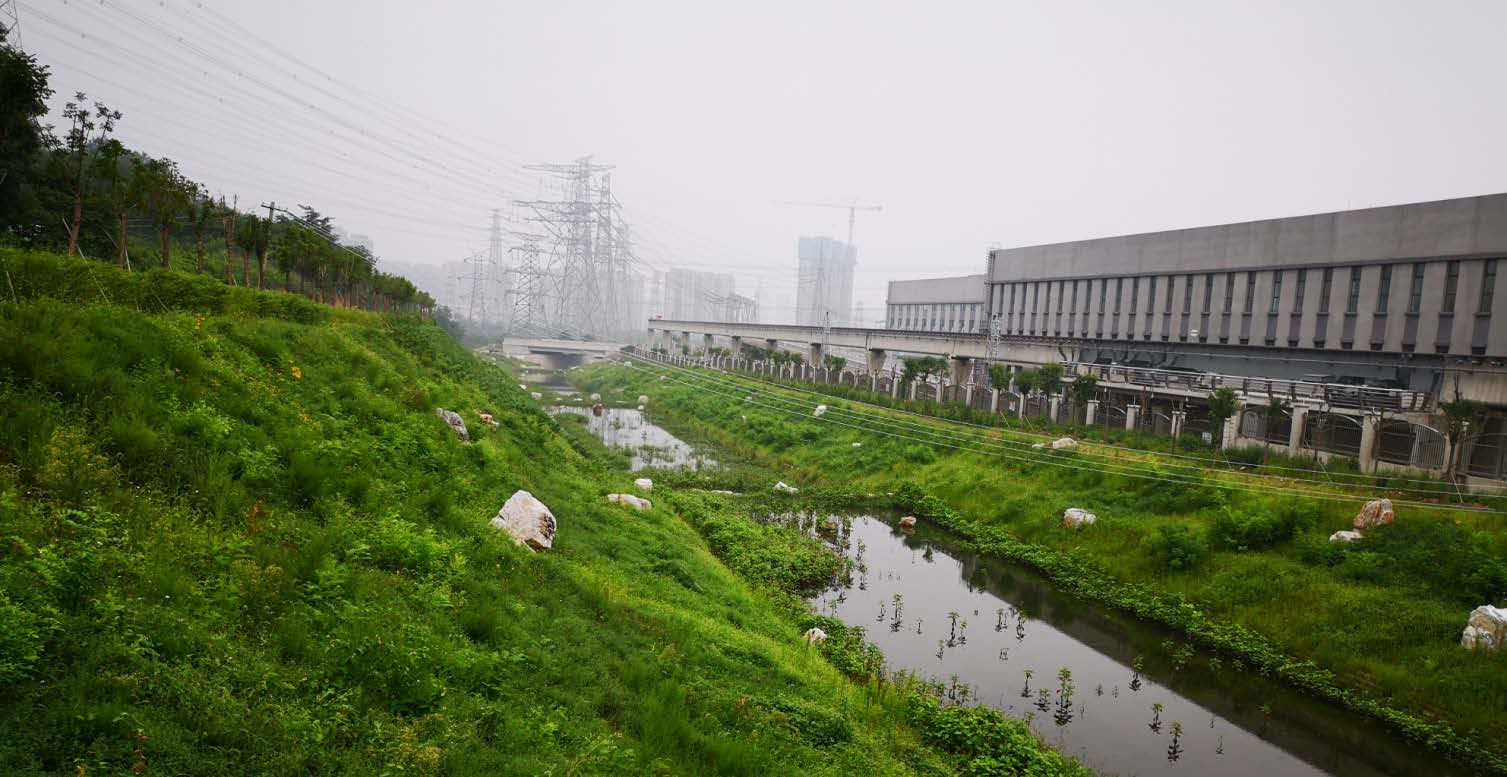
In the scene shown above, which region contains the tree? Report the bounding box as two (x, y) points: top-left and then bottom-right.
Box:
(235, 214), (268, 292)
(0, 24), (54, 232)
(823, 354), (847, 372)
(1035, 363), (1065, 397)
(987, 363), (1009, 391)
(58, 93), (121, 257)
(92, 138), (137, 267)
(1206, 387), (1239, 451)
(1015, 368), (1038, 395)
(137, 156), (191, 269)
(186, 187), (215, 274)
(1067, 374), (1098, 430)
(1439, 396), (1483, 482)
(901, 356), (946, 387)
(218, 196), (238, 285)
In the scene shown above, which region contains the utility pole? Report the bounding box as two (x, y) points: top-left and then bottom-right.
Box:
(261, 201), (277, 291)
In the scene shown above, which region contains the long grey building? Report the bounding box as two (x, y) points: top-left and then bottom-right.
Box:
(885, 273), (987, 333)
(986, 194), (1506, 360)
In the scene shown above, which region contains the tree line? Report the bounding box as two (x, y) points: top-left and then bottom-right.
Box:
(0, 26), (435, 316)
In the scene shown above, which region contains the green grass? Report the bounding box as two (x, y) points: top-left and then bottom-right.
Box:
(574, 359), (1507, 772)
(0, 250), (1090, 775)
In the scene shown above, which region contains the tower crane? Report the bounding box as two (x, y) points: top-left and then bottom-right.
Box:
(780, 200), (883, 249)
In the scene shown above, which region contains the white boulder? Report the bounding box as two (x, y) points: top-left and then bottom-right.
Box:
(1329, 530), (1364, 543)
(530, 392), (542, 401)
(773, 481), (800, 494)
(590, 393), (602, 402)
(637, 405), (645, 411)
(1353, 498), (1395, 530)
(1461, 605), (1507, 651)
(637, 395), (649, 405)
(851, 442), (862, 448)
(634, 477), (653, 492)
(1062, 507), (1096, 529)
(899, 516), (917, 528)
(490, 490), (556, 551)
(1031, 443), (1045, 450)
(518, 383), (527, 390)
(813, 404), (828, 417)
(435, 408), (469, 442)
(804, 627), (828, 644)
(1050, 437), (1078, 450)
(607, 493), (652, 511)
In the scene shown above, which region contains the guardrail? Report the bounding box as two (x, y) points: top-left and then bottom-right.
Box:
(1063, 362), (1432, 413)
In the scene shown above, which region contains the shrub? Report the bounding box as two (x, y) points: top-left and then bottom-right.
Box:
(1141, 524), (1208, 571)
(1352, 521), (1507, 603)
(1211, 502), (1308, 551)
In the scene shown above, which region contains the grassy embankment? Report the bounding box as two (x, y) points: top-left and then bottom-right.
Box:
(575, 359), (1507, 773)
(0, 249), (1088, 776)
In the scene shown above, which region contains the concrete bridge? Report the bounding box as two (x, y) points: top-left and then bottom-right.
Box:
(490, 338), (624, 370)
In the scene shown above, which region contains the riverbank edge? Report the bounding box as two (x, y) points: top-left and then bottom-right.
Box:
(586, 363), (1507, 776)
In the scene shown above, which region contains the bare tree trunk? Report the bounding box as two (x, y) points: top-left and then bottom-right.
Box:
(160, 228), (171, 270)
(222, 214), (237, 285)
(241, 248), (249, 287)
(116, 214), (128, 267)
(257, 248), (267, 289)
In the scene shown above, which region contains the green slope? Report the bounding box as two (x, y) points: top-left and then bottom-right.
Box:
(0, 250), (1087, 776)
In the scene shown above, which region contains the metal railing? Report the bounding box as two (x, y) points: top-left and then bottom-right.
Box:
(1063, 362), (1431, 413)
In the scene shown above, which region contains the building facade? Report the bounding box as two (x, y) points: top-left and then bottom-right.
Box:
(664, 268), (736, 322)
(985, 194), (1507, 361)
(885, 273), (987, 333)
(796, 236), (856, 327)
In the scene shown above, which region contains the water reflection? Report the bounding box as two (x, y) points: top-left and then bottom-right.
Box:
(795, 513), (1467, 777)
(551, 405), (715, 471)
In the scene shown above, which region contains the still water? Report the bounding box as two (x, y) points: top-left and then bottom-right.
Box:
(804, 513), (1468, 777)
(551, 405), (716, 471)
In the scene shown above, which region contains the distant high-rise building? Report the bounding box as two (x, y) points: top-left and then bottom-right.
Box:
(664, 268), (735, 321)
(796, 236), (856, 327)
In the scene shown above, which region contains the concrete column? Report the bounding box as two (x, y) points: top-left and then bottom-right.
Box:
(1171, 410), (1186, 439)
(867, 348), (887, 375)
(870, 375), (878, 392)
(950, 356), (973, 385)
(1359, 413), (1380, 473)
(765, 338), (779, 353)
(1086, 399), (1099, 426)
(809, 342), (824, 366)
(730, 335), (743, 355)
(891, 376), (900, 399)
(1049, 395), (1062, 422)
(908, 380), (919, 400)
(1126, 403), (1141, 431)
(680, 331), (690, 350)
(964, 384), (974, 406)
(989, 388), (1000, 413)
(1221, 414), (1239, 449)
(1288, 407), (1308, 455)
(702, 333), (714, 353)
(1017, 392), (1026, 419)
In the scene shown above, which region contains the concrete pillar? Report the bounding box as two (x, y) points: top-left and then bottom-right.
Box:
(867, 348), (887, 375)
(765, 338), (779, 353)
(1126, 403), (1141, 431)
(1017, 392), (1026, 419)
(989, 388), (1000, 413)
(869, 375), (877, 392)
(680, 331), (690, 350)
(1288, 407), (1308, 455)
(1221, 414), (1239, 449)
(809, 342), (824, 366)
(702, 333), (714, 353)
(950, 356), (973, 385)
(1170, 410), (1186, 439)
(1049, 395), (1062, 423)
(891, 376), (900, 399)
(1359, 413), (1380, 473)
(908, 380), (919, 401)
(1086, 399), (1099, 426)
(730, 335), (743, 355)
(964, 384), (974, 406)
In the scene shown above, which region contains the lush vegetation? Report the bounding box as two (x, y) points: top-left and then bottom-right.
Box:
(575, 359), (1507, 773)
(0, 250), (1094, 774)
(0, 29), (435, 316)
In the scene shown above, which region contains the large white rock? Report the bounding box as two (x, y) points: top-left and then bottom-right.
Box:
(851, 442), (862, 448)
(607, 493), (652, 511)
(1062, 507), (1096, 529)
(435, 408), (469, 442)
(1353, 498), (1396, 530)
(1329, 530), (1364, 543)
(773, 481), (799, 494)
(813, 404), (828, 417)
(804, 627), (828, 644)
(490, 490), (556, 551)
(518, 383), (527, 390)
(1031, 443), (1046, 450)
(637, 405), (645, 411)
(1461, 605), (1507, 651)
(590, 393), (602, 402)
(530, 392), (542, 401)
(637, 395), (649, 405)
(1051, 437), (1078, 450)
(634, 477), (653, 492)
(899, 516), (917, 528)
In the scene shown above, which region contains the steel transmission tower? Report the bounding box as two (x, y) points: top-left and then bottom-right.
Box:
(1, 0), (22, 49)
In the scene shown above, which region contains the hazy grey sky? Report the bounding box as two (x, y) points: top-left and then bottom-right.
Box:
(27, 0), (1507, 323)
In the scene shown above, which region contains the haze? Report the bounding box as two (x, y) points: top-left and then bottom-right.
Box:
(29, 0), (1507, 324)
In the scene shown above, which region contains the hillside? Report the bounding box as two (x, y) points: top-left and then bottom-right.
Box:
(0, 250), (1088, 775)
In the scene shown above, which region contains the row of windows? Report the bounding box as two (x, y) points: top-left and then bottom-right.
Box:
(991, 259), (1499, 353)
(887, 302), (984, 333)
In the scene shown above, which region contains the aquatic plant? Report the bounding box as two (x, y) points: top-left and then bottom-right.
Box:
(1149, 702), (1164, 733)
(1168, 721), (1184, 762)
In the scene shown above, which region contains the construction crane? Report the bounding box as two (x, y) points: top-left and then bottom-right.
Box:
(780, 200), (883, 249)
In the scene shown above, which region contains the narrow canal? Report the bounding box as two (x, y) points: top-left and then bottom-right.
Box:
(551, 405), (716, 471)
(804, 513), (1469, 777)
